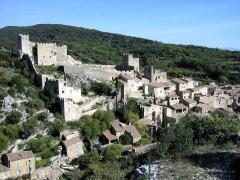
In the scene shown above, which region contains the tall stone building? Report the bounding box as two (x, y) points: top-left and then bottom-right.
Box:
(123, 53), (139, 72)
(18, 34), (68, 65)
(144, 65), (167, 83)
(2, 151), (35, 178)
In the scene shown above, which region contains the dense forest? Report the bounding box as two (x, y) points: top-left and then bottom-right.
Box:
(0, 24), (240, 83)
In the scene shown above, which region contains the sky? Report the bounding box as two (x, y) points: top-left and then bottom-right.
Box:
(0, 0), (240, 49)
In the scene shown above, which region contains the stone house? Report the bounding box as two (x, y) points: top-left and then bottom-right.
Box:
(197, 95), (231, 109)
(189, 86), (208, 99)
(31, 166), (63, 180)
(171, 78), (188, 91)
(144, 65), (167, 83)
(0, 164), (10, 179)
(110, 120), (125, 138)
(123, 124), (142, 143)
(177, 90), (191, 99)
(195, 103), (215, 114)
(101, 122), (141, 145)
(139, 118), (158, 138)
(143, 81), (176, 99)
(2, 151), (35, 178)
(61, 130), (84, 160)
(62, 137), (84, 160)
(101, 130), (118, 144)
(139, 104), (164, 124)
(166, 93), (181, 105)
(170, 103), (188, 114)
(182, 98), (197, 109)
(117, 75), (144, 101)
(171, 77), (196, 92)
(61, 129), (79, 140)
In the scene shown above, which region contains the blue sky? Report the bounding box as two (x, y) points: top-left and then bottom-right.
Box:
(1, 0), (240, 49)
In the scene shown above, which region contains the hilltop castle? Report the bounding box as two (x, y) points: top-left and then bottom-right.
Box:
(18, 34), (69, 65)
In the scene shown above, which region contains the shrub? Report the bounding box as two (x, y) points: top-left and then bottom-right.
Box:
(0, 134), (9, 152)
(27, 98), (45, 110)
(36, 159), (51, 168)
(103, 144), (123, 161)
(37, 112), (48, 122)
(5, 111), (21, 124)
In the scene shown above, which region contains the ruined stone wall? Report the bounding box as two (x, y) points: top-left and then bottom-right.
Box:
(18, 34), (35, 58)
(123, 54), (139, 72)
(144, 65), (167, 83)
(60, 98), (82, 121)
(36, 43), (58, 65)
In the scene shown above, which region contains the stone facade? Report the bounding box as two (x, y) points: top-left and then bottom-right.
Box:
(0, 164), (10, 179)
(123, 53), (139, 72)
(117, 75), (146, 101)
(18, 34), (68, 66)
(35, 43), (67, 65)
(2, 151), (35, 178)
(144, 65), (167, 83)
(144, 81), (176, 99)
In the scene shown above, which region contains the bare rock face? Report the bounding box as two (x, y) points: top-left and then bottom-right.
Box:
(2, 95), (14, 112)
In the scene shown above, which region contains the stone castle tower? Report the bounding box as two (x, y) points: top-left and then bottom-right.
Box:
(123, 53), (139, 72)
(18, 34), (34, 58)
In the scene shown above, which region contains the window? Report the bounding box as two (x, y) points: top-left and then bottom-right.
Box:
(17, 169), (21, 175)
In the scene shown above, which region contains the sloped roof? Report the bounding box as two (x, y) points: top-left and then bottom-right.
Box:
(111, 120), (124, 133)
(172, 78), (187, 84)
(167, 93), (179, 98)
(124, 125), (141, 139)
(171, 103), (188, 110)
(6, 151), (34, 161)
(183, 98), (197, 104)
(139, 118), (153, 126)
(102, 130), (118, 141)
(63, 137), (82, 147)
(148, 82), (167, 88)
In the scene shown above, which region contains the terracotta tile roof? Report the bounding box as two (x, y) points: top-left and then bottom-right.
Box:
(133, 143), (158, 155)
(172, 78), (187, 84)
(163, 81), (175, 87)
(61, 129), (79, 140)
(171, 103), (188, 110)
(102, 130), (118, 141)
(139, 118), (153, 126)
(120, 74), (134, 81)
(181, 77), (192, 82)
(6, 151), (34, 162)
(63, 137), (82, 147)
(196, 103), (215, 111)
(148, 82), (167, 88)
(111, 120), (124, 133)
(124, 125), (141, 139)
(183, 98), (197, 104)
(167, 93), (179, 98)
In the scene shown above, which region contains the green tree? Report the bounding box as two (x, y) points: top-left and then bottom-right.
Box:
(2, 124), (22, 141)
(0, 134), (9, 152)
(78, 150), (101, 169)
(22, 116), (38, 136)
(27, 98), (45, 110)
(119, 133), (132, 145)
(103, 144), (123, 161)
(5, 111), (22, 124)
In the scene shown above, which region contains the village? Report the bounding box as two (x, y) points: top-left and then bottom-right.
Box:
(0, 34), (239, 179)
